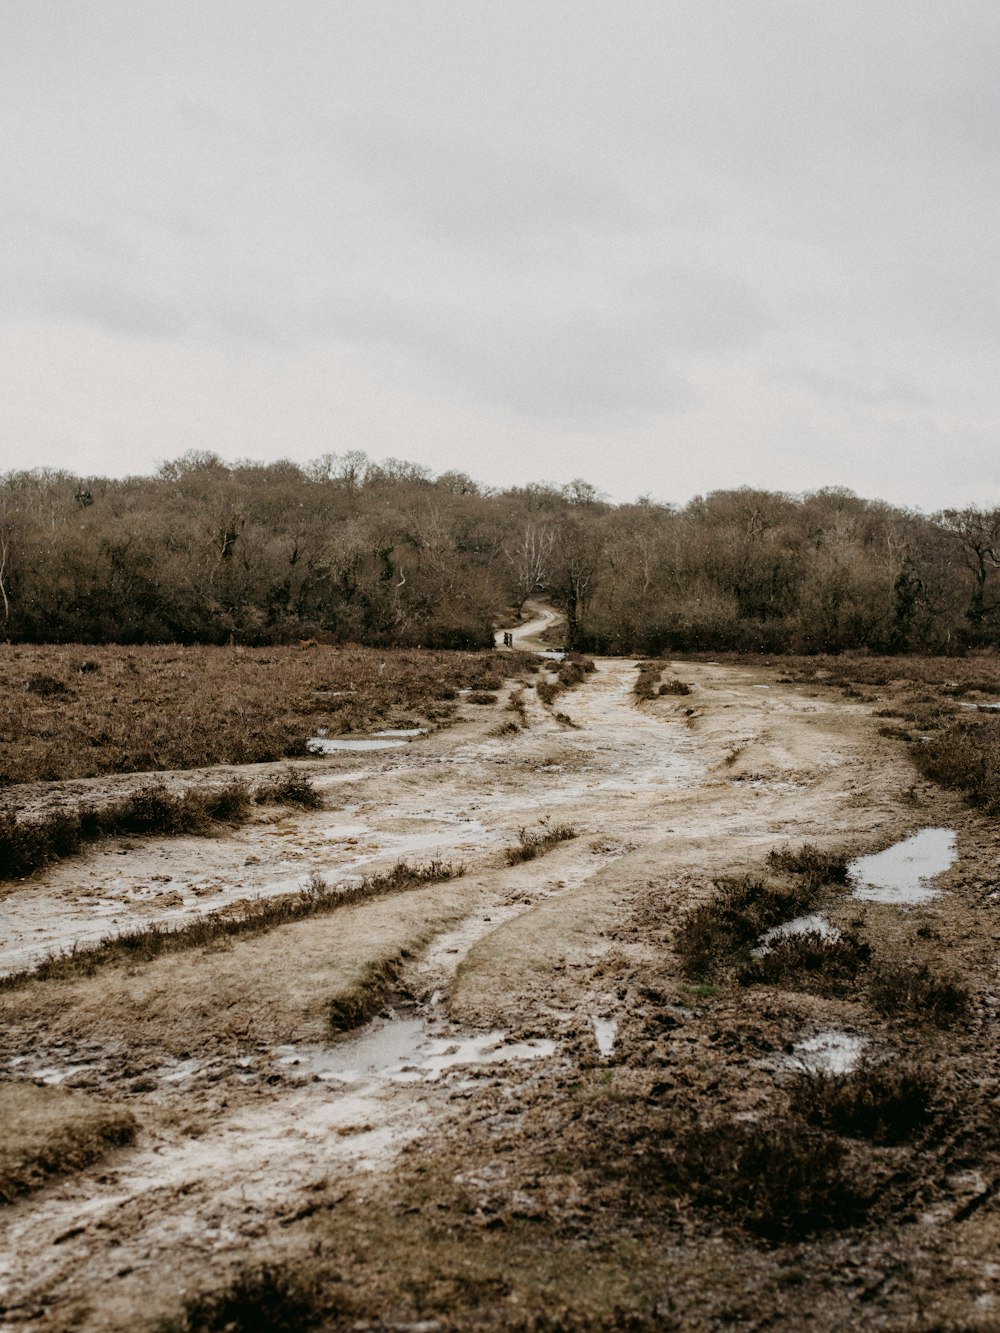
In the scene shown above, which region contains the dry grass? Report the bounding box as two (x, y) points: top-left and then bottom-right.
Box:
(0, 860), (461, 990)
(0, 773), (324, 882)
(504, 822), (578, 866)
(0, 1082), (136, 1203)
(789, 1060), (940, 1144)
(0, 644), (536, 786)
(656, 1118), (872, 1240)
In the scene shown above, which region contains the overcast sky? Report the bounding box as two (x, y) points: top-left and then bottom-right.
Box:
(2, 2), (998, 509)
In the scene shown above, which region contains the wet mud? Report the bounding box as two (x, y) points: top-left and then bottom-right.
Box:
(1, 639), (998, 1330)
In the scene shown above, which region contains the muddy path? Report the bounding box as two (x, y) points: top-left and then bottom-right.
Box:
(494, 599), (565, 651)
(0, 655), (991, 1330)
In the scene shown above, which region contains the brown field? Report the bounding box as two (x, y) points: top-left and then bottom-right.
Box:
(1, 625), (999, 1331)
(0, 643), (538, 787)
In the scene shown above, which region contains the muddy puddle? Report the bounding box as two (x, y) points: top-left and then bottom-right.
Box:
(592, 1016), (618, 1057)
(276, 1018), (556, 1086)
(789, 1030), (866, 1074)
(307, 737), (406, 752)
(755, 913), (840, 954)
(849, 827), (956, 904)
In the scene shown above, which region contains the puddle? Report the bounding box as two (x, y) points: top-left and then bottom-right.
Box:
(754, 913), (840, 954)
(789, 1030), (866, 1075)
(849, 828), (956, 904)
(307, 737), (406, 753)
(592, 1016), (618, 1057)
(535, 651), (566, 661)
(279, 1018), (556, 1086)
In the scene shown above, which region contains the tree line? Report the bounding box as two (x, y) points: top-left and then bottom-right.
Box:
(1, 450), (998, 655)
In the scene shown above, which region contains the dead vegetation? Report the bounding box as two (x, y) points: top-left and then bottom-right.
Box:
(0, 773), (323, 882)
(504, 821), (578, 866)
(0, 859), (461, 990)
(634, 660), (692, 700)
(0, 644), (536, 787)
(0, 1083), (136, 1203)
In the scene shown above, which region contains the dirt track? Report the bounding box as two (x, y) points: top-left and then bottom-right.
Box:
(1, 642), (997, 1330)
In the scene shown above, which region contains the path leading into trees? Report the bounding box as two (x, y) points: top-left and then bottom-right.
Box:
(0, 653), (962, 1331)
(494, 598), (565, 651)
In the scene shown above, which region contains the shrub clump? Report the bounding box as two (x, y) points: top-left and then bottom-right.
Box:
(160, 1264), (346, 1333)
(738, 930), (871, 994)
(659, 1119), (871, 1240)
(254, 770), (324, 809)
(673, 875), (819, 981)
(868, 960), (970, 1027)
(505, 822), (577, 866)
(789, 1061), (939, 1144)
(765, 843), (849, 890)
(911, 716), (1000, 814)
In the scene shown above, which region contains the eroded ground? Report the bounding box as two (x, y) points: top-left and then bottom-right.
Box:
(1, 638), (998, 1331)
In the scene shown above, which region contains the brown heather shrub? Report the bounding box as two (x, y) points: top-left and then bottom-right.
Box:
(868, 960), (970, 1027)
(0, 644), (537, 786)
(789, 1060), (940, 1144)
(674, 874), (821, 981)
(652, 1119), (871, 1240)
(1, 859), (461, 989)
(504, 822), (577, 866)
(157, 1264), (347, 1333)
(738, 930), (871, 994)
(911, 716), (1000, 813)
(766, 843), (850, 890)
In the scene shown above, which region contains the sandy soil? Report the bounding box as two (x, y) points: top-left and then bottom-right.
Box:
(0, 640), (997, 1330)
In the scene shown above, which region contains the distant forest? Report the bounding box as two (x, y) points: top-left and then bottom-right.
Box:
(1, 451), (998, 655)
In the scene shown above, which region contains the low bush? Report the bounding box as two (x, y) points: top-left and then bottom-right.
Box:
(658, 1119), (870, 1240)
(766, 843), (849, 890)
(659, 677), (692, 696)
(504, 822), (577, 866)
(634, 661), (661, 699)
(1, 859), (461, 988)
(738, 930), (871, 993)
(536, 680), (560, 706)
(159, 1264), (345, 1333)
(673, 875), (820, 981)
(911, 716), (1000, 814)
(789, 1061), (939, 1144)
(254, 770), (324, 809)
(868, 960), (970, 1027)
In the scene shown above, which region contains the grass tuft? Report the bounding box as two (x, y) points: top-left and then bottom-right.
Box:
(504, 821), (577, 866)
(658, 1119), (870, 1240)
(868, 960), (970, 1027)
(789, 1060), (939, 1144)
(0, 859), (461, 989)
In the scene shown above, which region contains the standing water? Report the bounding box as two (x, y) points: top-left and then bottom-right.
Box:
(849, 828), (956, 905)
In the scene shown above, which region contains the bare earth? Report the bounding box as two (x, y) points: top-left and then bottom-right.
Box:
(1, 631), (998, 1330)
